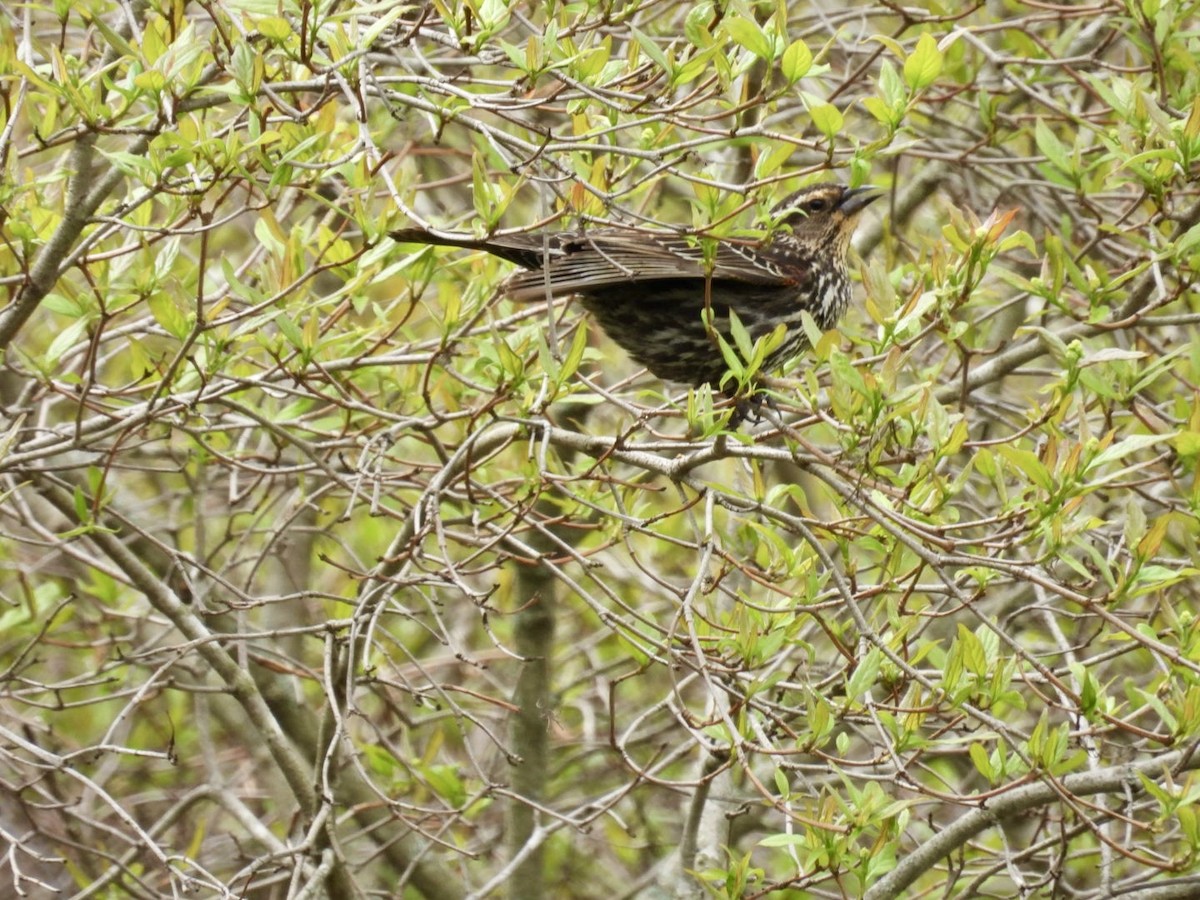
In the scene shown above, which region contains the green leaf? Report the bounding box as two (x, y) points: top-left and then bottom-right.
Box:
(716, 331), (745, 385)
(728, 308), (754, 361)
(866, 34), (905, 58)
(807, 101), (843, 141)
(275, 311), (304, 350)
(894, 290), (937, 338)
(845, 646), (883, 702)
(674, 49), (716, 87)
(476, 0), (512, 33)
(808, 694), (832, 743)
(1129, 684), (1178, 734)
(798, 309), (824, 348)
(1035, 119), (1073, 176)
(1074, 664), (1098, 713)
(1088, 433), (1166, 471)
(879, 58), (905, 107)
(422, 764), (467, 807)
(631, 27), (670, 73)
(362, 6), (407, 48)
(969, 742), (994, 780)
(684, 4), (716, 48)
(903, 32), (943, 91)
(149, 293), (191, 339)
(754, 140), (795, 179)
(1176, 222), (1200, 255)
(995, 444), (1054, 492)
(725, 17), (774, 62)
(82, 8), (137, 57)
(471, 151), (508, 228)
(573, 42), (610, 80)
(222, 258), (265, 304)
(44, 294), (85, 319)
(73, 484), (90, 524)
(44, 317), (88, 367)
(759, 832), (808, 848)
(257, 16), (293, 42)
(558, 322), (588, 382)
(780, 39), (812, 83)
(495, 335), (525, 380)
(773, 767), (790, 798)
(956, 624), (987, 676)
(863, 96), (895, 127)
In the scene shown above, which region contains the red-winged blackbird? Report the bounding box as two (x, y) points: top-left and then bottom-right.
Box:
(391, 183), (879, 388)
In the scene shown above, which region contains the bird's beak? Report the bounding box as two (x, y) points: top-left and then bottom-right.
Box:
(840, 186), (883, 215)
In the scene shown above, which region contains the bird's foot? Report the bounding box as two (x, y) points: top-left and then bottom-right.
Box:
(729, 391), (778, 428)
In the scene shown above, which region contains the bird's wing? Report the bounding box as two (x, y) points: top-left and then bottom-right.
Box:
(504, 231), (809, 301)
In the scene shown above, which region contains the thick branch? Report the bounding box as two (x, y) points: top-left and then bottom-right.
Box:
(864, 747), (1200, 900)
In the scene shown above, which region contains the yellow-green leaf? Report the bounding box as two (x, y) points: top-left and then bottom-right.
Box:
(257, 16), (293, 42)
(903, 32), (942, 91)
(725, 17), (774, 61)
(1035, 119), (1072, 175)
(780, 39), (812, 83)
(149, 293), (191, 339)
(808, 101), (843, 140)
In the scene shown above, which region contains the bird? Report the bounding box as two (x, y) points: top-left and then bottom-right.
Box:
(390, 183), (880, 389)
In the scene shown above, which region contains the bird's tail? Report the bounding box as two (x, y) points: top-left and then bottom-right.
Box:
(390, 228), (545, 269)
(390, 227), (491, 249)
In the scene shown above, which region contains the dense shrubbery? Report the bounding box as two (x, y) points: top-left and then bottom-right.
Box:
(2, 1), (1200, 897)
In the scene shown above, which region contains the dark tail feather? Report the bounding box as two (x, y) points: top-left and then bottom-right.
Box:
(390, 228), (546, 269)
(389, 227), (484, 250)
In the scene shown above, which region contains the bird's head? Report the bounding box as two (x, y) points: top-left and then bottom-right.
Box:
(768, 183), (881, 255)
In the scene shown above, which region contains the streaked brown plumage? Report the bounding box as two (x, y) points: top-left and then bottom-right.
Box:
(391, 183), (880, 387)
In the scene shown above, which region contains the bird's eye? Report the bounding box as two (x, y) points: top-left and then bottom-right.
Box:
(805, 199), (827, 213)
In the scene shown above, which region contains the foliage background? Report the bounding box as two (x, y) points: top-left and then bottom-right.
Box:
(2, 0), (1200, 897)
